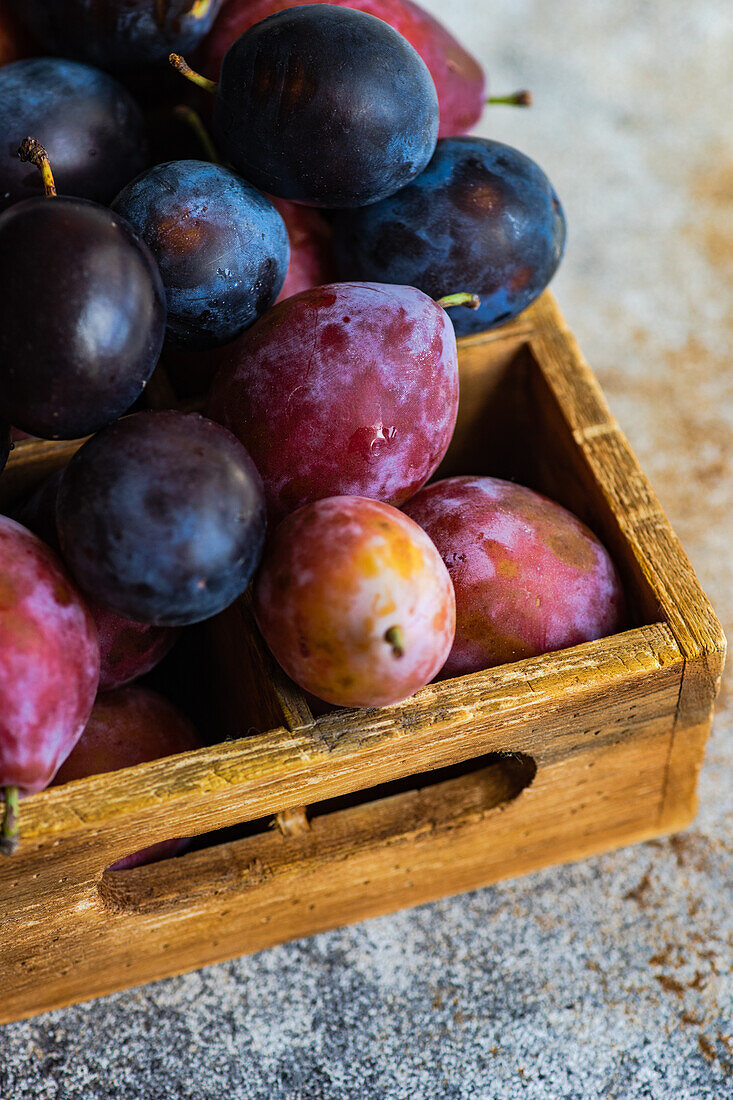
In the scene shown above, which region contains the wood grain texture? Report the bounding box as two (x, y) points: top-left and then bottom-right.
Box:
(0, 733), (679, 1024)
(0, 293), (724, 1024)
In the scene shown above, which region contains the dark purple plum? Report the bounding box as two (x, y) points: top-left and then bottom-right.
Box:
(56, 411), (266, 626)
(113, 160), (289, 349)
(332, 137), (566, 334)
(0, 172), (166, 439)
(0, 420), (10, 474)
(201, 0), (485, 139)
(8, 0), (222, 69)
(206, 5), (438, 207)
(53, 686), (202, 869)
(0, 58), (144, 212)
(14, 469), (180, 689)
(206, 282), (459, 523)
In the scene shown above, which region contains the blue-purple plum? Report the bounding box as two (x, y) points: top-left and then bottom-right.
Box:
(14, 469), (180, 690)
(210, 5), (439, 207)
(56, 411), (266, 626)
(113, 160), (289, 349)
(201, 0), (485, 139)
(332, 137), (566, 334)
(8, 0), (223, 69)
(0, 58), (144, 211)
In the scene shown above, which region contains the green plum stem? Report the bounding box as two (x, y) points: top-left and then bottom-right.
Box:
(169, 53), (218, 95)
(173, 105), (220, 164)
(17, 137), (57, 197)
(1, 786), (19, 856)
(436, 293), (480, 311)
(488, 90), (532, 107)
(385, 625), (405, 658)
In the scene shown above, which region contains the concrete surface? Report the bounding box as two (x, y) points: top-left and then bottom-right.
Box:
(1, 1), (732, 1096)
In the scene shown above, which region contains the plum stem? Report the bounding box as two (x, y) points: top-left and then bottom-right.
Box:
(488, 90), (533, 107)
(385, 625), (405, 658)
(436, 293), (480, 311)
(0, 786), (19, 856)
(17, 137), (57, 197)
(173, 105), (221, 164)
(169, 53), (218, 95)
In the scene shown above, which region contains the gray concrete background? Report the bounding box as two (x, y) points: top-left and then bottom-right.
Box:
(1, 1), (732, 1096)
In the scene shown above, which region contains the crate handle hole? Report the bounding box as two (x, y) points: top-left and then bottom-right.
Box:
(307, 751), (536, 823)
(98, 752), (536, 915)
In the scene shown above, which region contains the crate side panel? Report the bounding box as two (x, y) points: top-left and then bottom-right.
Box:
(9, 625), (681, 857)
(435, 333), (535, 484)
(1, 723), (682, 1025)
(528, 294), (725, 672)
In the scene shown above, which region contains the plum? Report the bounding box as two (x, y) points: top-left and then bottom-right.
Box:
(403, 477), (626, 677)
(13, 469), (180, 689)
(0, 148), (167, 440)
(113, 160), (289, 349)
(57, 411), (266, 626)
(94, 606), (180, 691)
(8, 0), (223, 69)
(200, 0), (485, 138)
(0, 1), (34, 67)
(0, 517), (99, 851)
(332, 137), (566, 336)
(198, 5), (439, 207)
(53, 686), (202, 869)
(207, 282), (460, 523)
(254, 496), (455, 707)
(271, 198), (337, 304)
(0, 58), (145, 212)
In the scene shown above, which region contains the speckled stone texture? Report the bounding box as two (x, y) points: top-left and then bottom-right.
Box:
(1, 1), (731, 1096)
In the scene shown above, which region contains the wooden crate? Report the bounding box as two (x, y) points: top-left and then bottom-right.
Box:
(0, 293), (724, 1025)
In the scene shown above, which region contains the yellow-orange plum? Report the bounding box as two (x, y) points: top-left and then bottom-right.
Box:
(253, 496), (456, 707)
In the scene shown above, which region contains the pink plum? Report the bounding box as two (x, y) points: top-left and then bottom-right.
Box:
(0, 517), (99, 846)
(403, 476), (626, 677)
(253, 496), (456, 707)
(199, 0), (486, 138)
(94, 605), (180, 691)
(53, 686), (203, 869)
(207, 282), (459, 523)
(271, 197), (337, 303)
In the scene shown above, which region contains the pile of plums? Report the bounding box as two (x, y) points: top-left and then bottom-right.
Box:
(0, 0), (624, 855)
